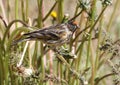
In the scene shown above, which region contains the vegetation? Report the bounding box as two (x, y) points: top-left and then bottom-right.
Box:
(0, 0), (120, 85)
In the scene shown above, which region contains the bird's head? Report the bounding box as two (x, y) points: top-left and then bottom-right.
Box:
(68, 21), (79, 32)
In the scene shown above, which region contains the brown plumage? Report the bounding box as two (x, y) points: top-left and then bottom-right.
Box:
(13, 21), (79, 47)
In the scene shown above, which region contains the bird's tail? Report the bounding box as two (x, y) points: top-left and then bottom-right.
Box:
(12, 37), (30, 46)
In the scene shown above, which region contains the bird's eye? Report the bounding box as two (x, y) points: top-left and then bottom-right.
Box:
(73, 23), (78, 28)
(72, 24), (77, 28)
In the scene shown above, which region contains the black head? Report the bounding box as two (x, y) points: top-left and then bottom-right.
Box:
(68, 21), (79, 32)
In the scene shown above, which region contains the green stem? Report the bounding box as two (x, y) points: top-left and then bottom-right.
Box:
(95, 7), (104, 73)
(2, 19), (29, 45)
(15, 0), (18, 28)
(69, 9), (83, 21)
(37, 0), (43, 28)
(89, 0), (97, 85)
(89, 6), (107, 33)
(107, 0), (119, 31)
(37, 1), (45, 84)
(56, 0), (64, 84)
(7, 0), (10, 22)
(0, 43), (4, 85)
(21, 0), (25, 21)
(95, 73), (116, 85)
(86, 35), (91, 69)
(26, 0), (29, 22)
(57, 0), (64, 23)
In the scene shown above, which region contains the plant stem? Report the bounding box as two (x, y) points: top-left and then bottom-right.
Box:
(26, 0), (28, 22)
(89, 0), (97, 85)
(57, 0), (64, 23)
(21, 0), (25, 21)
(15, 0), (18, 28)
(37, 1), (45, 84)
(95, 7), (104, 74)
(107, 0), (119, 31)
(95, 73), (116, 85)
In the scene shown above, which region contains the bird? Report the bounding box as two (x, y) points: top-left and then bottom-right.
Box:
(12, 21), (79, 48)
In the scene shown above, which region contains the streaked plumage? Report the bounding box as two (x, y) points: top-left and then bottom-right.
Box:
(13, 21), (79, 47)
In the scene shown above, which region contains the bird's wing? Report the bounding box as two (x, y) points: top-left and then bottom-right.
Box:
(23, 24), (64, 40)
(12, 23), (70, 45)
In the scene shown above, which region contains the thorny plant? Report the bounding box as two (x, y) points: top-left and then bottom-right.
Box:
(98, 27), (120, 85)
(100, 37), (120, 85)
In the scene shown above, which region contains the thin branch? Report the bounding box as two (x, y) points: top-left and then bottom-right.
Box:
(78, 36), (97, 42)
(0, 16), (8, 28)
(113, 39), (120, 45)
(95, 72), (116, 85)
(72, 25), (90, 43)
(68, 9), (83, 21)
(2, 19), (29, 44)
(89, 6), (107, 33)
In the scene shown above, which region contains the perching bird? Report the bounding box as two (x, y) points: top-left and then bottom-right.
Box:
(12, 21), (79, 47)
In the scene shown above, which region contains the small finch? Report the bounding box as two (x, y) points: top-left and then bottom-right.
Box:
(13, 21), (79, 47)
